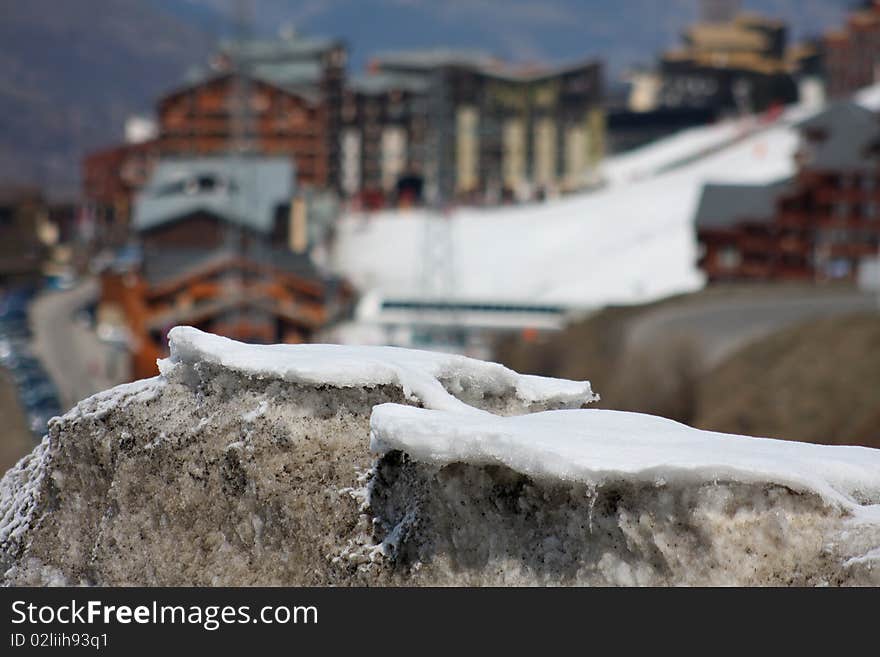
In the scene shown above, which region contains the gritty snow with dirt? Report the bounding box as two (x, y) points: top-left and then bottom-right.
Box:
(1, 327), (879, 586)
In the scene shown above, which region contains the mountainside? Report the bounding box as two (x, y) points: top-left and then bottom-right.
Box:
(0, 0), (214, 199)
(0, 0), (853, 197)
(227, 0), (851, 72)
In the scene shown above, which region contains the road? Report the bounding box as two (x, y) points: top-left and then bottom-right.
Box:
(29, 278), (130, 410)
(0, 369), (36, 474)
(623, 286), (878, 370)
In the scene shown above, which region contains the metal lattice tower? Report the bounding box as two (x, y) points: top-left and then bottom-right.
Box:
(419, 66), (458, 302)
(414, 66), (463, 348)
(225, 0), (255, 337)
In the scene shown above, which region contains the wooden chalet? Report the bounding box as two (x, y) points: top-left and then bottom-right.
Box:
(0, 186), (49, 287)
(100, 156), (353, 379)
(82, 33), (346, 245)
(157, 34), (346, 191)
(697, 102), (880, 282)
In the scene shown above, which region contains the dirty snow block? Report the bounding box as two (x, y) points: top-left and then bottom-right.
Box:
(367, 405), (880, 585)
(0, 326), (594, 586)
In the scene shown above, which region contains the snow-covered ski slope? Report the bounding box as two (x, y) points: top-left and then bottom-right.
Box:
(330, 87), (880, 310)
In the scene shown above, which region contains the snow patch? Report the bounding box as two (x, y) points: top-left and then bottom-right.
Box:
(0, 439), (50, 570)
(161, 326), (595, 413)
(370, 405), (880, 511)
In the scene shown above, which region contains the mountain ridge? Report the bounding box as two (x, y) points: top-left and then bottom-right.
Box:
(0, 0), (854, 197)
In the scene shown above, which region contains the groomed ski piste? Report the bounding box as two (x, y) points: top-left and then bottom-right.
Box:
(2, 327), (879, 586)
(328, 86), (880, 311)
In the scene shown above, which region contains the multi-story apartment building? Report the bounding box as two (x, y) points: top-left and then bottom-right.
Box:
(157, 33), (346, 191)
(824, 1), (880, 98)
(340, 50), (605, 206)
(658, 12), (799, 114)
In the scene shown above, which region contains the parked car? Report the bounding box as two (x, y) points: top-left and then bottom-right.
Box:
(12, 365), (48, 388)
(19, 379), (59, 409)
(0, 317), (30, 338)
(0, 286), (36, 320)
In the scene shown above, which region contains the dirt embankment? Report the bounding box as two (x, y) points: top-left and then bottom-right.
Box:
(496, 291), (880, 448)
(694, 314), (880, 446)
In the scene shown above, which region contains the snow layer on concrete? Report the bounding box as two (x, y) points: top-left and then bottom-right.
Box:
(0, 440), (49, 560)
(3, 326), (880, 586)
(0, 327), (595, 585)
(161, 326), (596, 413)
(329, 86), (880, 311)
(370, 405), (880, 510)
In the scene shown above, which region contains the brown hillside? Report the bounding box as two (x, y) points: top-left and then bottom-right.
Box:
(695, 313), (880, 447)
(496, 306), (880, 449)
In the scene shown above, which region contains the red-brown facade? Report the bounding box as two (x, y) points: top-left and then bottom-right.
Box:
(824, 1), (880, 98)
(698, 105), (880, 282)
(156, 75), (329, 188)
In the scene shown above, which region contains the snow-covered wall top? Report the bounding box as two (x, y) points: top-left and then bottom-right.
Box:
(161, 326), (596, 413)
(370, 404), (880, 512)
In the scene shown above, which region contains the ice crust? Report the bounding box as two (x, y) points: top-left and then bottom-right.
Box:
(161, 326), (596, 413)
(369, 406), (880, 510)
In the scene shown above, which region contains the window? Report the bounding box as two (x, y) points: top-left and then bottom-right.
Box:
(719, 246), (742, 270)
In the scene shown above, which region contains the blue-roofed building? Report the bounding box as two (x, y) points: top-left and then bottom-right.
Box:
(102, 153), (355, 380)
(133, 156), (294, 249)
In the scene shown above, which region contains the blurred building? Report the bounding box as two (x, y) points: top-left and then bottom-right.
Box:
(158, 33), (346, 191)
(824, 1), (880, 98)
(606, 106), (720, 154)
(83, 32), (346, 243)
(697, 102), (880, 282)
(82, 140), (158, 245)
(658, 13), (799, 114)
(100, 155), (353, 379)
(0, 187), (50, 287)
(341, 50), (605, 206)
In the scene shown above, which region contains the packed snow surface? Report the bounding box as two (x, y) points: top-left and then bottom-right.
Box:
(370, 405), (880, 510)
(161, 326), (595, 412)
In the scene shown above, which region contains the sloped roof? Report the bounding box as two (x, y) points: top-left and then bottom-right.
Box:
(177, 34), (339, 102)
(140, 246), (321, 288)
(796, 101), (880, 170)
(134, 157), (294, 235)
(219, 35), (340, 63)
(373, 48), (599, 84)
(348, 71), (430, 95)
(375, 48), (497, 71)
(695, 178), (792, 229)
(177, 65), (322, 103)
(248, 60), (324, 102)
